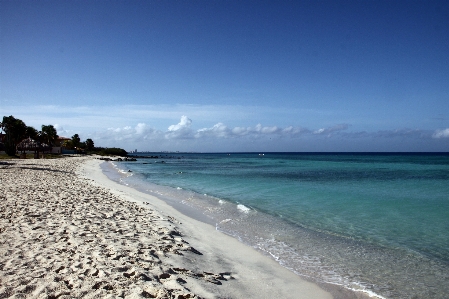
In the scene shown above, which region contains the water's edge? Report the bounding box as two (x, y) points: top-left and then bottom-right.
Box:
(100, 161), (386, 299)
(99, 153), (449, 299)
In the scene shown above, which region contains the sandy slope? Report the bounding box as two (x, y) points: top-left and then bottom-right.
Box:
(0, 157), (333, 298)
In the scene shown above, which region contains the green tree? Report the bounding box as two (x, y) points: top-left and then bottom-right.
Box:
(71, 134), (81, 148)
(61, 139), (74, 150)
(38, 125), (58, 154)
(101, 147), (128, 157)
(39, 125), (58, 146)
(1, 115), (27, 156)
(26, 126), (39, 140)
(85, 138), (94, 151)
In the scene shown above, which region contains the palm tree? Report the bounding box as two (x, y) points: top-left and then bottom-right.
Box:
(26, 126), (39, 140)
(39, 125), (58, 154)
(71, 134), (81, 148)
(85, 138), (94, 151)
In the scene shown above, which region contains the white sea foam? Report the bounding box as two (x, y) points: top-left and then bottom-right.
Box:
(237, 204), (250, 213)
(111, 161), (133, 177)
(256, 237), (388, 299)
(347, 285), (387, 299)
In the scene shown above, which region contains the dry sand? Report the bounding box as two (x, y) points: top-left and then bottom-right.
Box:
(0, 156), (339, 298)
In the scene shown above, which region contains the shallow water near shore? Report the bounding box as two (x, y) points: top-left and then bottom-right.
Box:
(102, 153), (449, 299)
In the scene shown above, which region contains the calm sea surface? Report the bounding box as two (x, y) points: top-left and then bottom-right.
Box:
(103, 153), (449, 299)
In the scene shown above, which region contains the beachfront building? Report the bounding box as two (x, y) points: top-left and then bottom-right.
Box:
(16, 137), (51, 158)
(53, 136), (72, 154)
(14, 136), (74, 157)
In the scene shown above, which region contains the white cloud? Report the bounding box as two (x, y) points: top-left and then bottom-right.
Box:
(196, 123), (231, 138)
(168, 115), (192, 131)
(165, 116), (194, 139)
(232, 127), (251, 136)
(135, 123), (149, 135)
(54, 124), (71, 137)
(313, 124), (349, 136)
(254, 124), (281, 134)
(282, 126), (310, 136)
(96, 118), (312, 144)
(95, 123), (163, 144)
(432, 128), (449, 138)
(195, 122), (309, 140)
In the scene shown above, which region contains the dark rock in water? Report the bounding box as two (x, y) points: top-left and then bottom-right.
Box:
(130, 155), (159, 159)
(97, 157), (112, 161)
(95, 157), (138, 162)
(128, 170), (132, 172)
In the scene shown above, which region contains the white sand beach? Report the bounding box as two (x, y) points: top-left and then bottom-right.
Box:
(0, 157), (363, 298)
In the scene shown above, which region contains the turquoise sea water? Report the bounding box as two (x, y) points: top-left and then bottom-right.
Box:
(105, 153), (449, 299)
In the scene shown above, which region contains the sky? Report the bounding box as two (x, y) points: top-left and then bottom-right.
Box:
(1, 0), (448, 152)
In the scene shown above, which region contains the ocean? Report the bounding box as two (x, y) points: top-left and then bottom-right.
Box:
(102, 152), (449, 299)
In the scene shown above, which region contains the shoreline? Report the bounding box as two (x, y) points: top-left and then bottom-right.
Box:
(93, 158), (375, 299)
(0, 156), (368, 298)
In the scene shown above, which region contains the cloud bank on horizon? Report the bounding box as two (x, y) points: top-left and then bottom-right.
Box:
(1, 103), (449, 152)
(96, 115), (449, 152)
(48, 111), (448, 152)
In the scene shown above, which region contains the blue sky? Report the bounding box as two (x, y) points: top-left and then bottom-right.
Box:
(1, 0), (448, 152)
